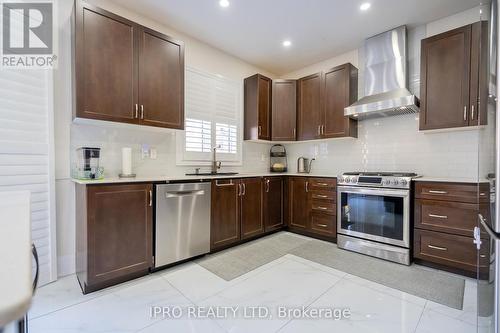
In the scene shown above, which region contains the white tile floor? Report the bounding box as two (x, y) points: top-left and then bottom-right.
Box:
(29, 252), (479, 333)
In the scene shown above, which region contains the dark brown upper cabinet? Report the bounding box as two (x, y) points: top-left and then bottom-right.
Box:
(420, 22), (488, 130)
(139, 27), (184, 129)
(322, 64), (358, 138)
(244, 74), (272, 140)
(297, 72), (323, 140)
(73, 0), (184, 129)
(272, 80), (297, 141)
(297, 64), (358, 141)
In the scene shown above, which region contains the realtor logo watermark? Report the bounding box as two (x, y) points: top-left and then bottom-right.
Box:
(1, 0), (57, 68)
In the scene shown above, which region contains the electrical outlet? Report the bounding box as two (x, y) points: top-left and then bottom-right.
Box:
(150, 148), (157, 160)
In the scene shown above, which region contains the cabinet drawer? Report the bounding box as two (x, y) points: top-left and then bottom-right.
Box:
(310, 212), (336, 236)
(414, 229), (488, 272)
(310, 190), (336, 202)
(415, 199), (486, 237)
(311, 200), (336, 215)
(415, 181), (487, 203)
(308, 178), (336, 191)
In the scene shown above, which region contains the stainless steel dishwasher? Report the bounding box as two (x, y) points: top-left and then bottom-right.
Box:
(155, 182), (211, 268)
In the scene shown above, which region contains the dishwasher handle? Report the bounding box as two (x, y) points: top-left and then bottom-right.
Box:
(166, 190), (206, 198)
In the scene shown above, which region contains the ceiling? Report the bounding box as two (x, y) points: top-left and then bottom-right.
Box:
(115, 0), (483, 75)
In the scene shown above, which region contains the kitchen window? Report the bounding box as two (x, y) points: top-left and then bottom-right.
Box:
(177, 68), (242, 165)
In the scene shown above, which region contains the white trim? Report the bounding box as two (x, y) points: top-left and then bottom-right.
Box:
(47, 69), (58, 283)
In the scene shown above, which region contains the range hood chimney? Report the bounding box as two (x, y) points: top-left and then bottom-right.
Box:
(344, 25), (419, 119)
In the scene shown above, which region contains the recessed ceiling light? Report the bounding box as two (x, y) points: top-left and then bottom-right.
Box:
(282, 40), (292, 47)
(219, 0), (229, 8)
(360, 2), (371, 11)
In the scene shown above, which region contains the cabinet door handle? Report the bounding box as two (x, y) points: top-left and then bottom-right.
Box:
(242, 183), (246, 196)
(321, 125), (325, 135)
(293, 128), (296, 137)
(471, 104), (475, 120)
(463, 106), (467, 121)
(305, 181), (309, 192)
(141, 105), (144, 119)
(135, 104), (138, 118)
(428, 213), (448, 219)
(266, 179), (270, 193)
(317, 125), (321, 135)
(238, 183), (241, 196)
(428, 244), (447, 251)
(428, 190), (447, 194)
(258, 126), (262, 136)
(149, 190), (153, 207)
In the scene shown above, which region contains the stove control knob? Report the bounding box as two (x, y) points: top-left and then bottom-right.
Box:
(400, 179), (408, 186)
(392, 179), (399, 186)
(343, 177), (349, 183)
(383, 179), (391, 186)
(350, 177), (357, 183)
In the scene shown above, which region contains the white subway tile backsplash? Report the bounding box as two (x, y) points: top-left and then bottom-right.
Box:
(284, 114), (484, 179)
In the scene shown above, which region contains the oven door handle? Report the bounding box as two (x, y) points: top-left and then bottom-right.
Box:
(337, 185), (409, 197)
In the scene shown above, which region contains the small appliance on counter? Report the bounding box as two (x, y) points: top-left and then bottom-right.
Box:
(297, 156), (315, 173)
(72, 147), (104, 180)
(270, 144), (288, 172)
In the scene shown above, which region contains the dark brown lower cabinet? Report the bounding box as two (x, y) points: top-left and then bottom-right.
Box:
(240, 177), (264, 239)
(263, 177), (284, 232)
(413, 181), (490, 277)
(287, 177), (337, 240)
(288, 177), (310, 229)
(76, 183), (153, 294)
(210, 179), (241, 250)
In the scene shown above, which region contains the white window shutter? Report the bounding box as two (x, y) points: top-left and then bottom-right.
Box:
(0, 69), (56, 285)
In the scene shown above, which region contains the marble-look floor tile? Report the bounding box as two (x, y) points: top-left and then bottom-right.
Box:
(200, 259), (341, 333)
(415, 308), (477, 333)
(137, 318), (226, 333)
(29, 274), (110, 319)
(29, 276), (191, 333)
(281, 278), (424, 333)
(162, 263), (230, 303)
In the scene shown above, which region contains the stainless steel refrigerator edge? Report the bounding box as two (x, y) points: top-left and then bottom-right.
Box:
(477, 0), (500, 332)
(155, 182), (211, 268)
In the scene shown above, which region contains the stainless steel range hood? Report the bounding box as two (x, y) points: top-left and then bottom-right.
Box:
(344, 26), (419, 119)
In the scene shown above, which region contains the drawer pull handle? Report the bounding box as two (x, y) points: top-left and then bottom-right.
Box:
(480, 254), (486, 258)
(428, 214), (448, 219)
(315, 195), (329, 198)
(428, 190), (447, 194)
(480, 193), (486, 196)
(317, 183), (329, 186)
(428, 244), (448, 251)
(317, 223), (328, 227)
(316, 206), (328, 210)
(215, 180), (233, 187)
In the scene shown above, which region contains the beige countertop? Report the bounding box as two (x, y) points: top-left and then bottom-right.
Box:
(413, 176), (490, 183)
(71, 172), (340, 185)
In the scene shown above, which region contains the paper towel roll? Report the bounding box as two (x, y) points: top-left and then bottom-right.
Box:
(122, 147), (132, 175)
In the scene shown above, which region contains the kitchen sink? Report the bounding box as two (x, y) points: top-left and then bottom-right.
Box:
(185, 172), (239, 176)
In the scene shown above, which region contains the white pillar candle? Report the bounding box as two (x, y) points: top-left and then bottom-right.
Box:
(121, 147), (132, 175)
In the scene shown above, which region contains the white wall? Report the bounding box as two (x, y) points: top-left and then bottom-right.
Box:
(54, 0), (274, 277)
(279, 6), (487, 181)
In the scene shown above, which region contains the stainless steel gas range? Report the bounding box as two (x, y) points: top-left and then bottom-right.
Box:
(337, 172), (420, 265)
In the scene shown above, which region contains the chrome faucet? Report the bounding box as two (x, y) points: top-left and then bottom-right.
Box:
(211, 145), (222, 174)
